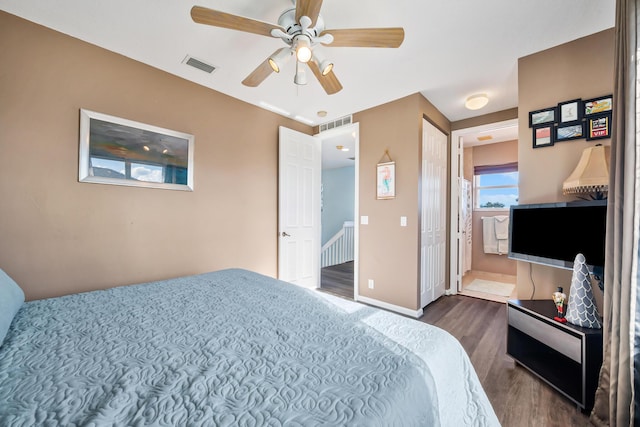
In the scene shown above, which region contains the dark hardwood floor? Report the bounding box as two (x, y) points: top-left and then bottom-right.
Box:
(318, 265), (592, 426)
(320, 261), (354, 299)
(420, 296), (591, 427)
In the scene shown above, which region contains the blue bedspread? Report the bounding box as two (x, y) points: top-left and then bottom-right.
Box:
(0, 269), (499, 426)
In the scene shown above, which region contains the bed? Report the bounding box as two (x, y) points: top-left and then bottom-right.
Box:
(0, 268), (499, 426)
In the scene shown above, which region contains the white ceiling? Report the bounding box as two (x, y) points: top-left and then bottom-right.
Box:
(459, 122), (519, 148)
(0, 0), (615, 126)
(321, 131), (356, 170)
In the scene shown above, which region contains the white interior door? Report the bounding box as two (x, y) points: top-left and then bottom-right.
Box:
(420, 119), (448, 307)
(278, 126), (321, 288)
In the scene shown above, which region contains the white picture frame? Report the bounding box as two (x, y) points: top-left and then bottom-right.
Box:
(79, 109), (195, 191)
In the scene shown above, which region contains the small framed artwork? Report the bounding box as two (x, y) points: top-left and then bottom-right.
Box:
(376, 161), (396, 199)
(529, 107), (556, 128)
(556, 123), (585, 142)
(587, 114), (611, 140)
(557, 99), (582, 125)
(532, 125), (554, 148)
(584, 95), (613, 116)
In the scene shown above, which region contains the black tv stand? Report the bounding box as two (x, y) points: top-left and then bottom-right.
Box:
(507, 299), (603, 412)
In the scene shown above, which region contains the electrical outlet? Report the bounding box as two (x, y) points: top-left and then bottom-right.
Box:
(400, 216), (407, 227)
(368, 279), (374, 289)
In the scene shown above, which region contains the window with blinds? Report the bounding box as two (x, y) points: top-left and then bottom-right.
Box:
(473, 162), (519, 209)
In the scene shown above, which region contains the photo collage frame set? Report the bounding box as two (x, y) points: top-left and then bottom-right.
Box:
(529, 95), (612, 148)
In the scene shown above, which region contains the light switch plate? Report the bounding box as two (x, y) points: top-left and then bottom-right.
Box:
(361, 216), (369, 225)
(400, 216), (407, 227)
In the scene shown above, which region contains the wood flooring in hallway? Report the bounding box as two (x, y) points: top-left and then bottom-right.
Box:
(320, 261), (354, 299)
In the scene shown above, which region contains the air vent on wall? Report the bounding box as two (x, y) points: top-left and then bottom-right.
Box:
(319, 115), (353, 133)
(182, 55), (217, 74)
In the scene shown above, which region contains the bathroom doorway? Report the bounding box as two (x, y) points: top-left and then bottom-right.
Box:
(452, 119), (519, 303)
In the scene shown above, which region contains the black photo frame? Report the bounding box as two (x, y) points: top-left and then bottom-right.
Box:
(532, 124), (554, 148)
(555, 122), (585, 142)
(529, 107), (556, 128)
(586, 114), (611, 140)
(583, 95), (613, 117)
(557, 99), (583, 125)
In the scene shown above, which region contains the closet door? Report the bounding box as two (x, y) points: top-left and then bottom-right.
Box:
(420, 119), (448, 307)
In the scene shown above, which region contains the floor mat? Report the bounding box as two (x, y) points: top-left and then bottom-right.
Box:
(465, 279), (515, 297)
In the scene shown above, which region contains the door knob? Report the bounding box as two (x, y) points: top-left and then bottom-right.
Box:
(281, 231), (291, 237)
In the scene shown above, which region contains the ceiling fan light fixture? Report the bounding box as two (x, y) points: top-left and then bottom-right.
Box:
(320, 62), (333, 75)
(312, 50), (333, 76)
(295, 36), (312, 63)
(465, 94), (489, 110)
(191, 4), (404, 95)
(268, 48), (291, 73)
(294, 61), (307, 85)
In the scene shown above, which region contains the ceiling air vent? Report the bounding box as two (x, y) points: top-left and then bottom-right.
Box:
(182, 55), (217, 74)
(319, 115), (353, 133)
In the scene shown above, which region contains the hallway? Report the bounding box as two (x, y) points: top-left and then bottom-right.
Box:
(319, 261), (354, 299)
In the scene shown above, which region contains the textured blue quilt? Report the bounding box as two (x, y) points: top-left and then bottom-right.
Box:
(0, 269), (498, 426)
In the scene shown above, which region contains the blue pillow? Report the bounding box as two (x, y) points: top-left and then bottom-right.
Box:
(0, 269), (25, 346)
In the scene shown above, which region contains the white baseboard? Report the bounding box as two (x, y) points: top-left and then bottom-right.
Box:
(356, 295), (424, 318)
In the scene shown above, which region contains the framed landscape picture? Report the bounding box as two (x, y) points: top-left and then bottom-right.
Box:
(79, 109), (195, 191)
(529, 107), (556, 128)
(556, 123), (585, 142)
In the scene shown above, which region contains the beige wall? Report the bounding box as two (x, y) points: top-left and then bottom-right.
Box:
(517, 28), (614, 301)
(463, 147), (474, 181)
(354, 94), (450, 310)
(469, 140), (518, 276)
(472, 139), (518, 166)
(0, 12), (311, 300)
(5, 10), (612, 312)
(451, 108), (518, 131)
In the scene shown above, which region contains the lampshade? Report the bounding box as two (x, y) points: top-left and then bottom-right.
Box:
(562, 145), (610, 195)
(465, 94), (489, 110)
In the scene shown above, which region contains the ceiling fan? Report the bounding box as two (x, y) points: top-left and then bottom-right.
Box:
(191, 0), (405, 95)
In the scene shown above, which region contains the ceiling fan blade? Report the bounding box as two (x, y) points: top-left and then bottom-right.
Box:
(242, 53), (278, 87)
(308, 61), (342, 95)
(191, 6), (283, 38)
(296, 0), (323, 27)
(320, 28), (405, 48)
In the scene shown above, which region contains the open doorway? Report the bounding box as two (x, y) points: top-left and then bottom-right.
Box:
(318, 124), (358, 300)
(451, 119), (519, 303)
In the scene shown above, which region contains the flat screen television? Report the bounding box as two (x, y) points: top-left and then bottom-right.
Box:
(508, 200), (607, 273)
